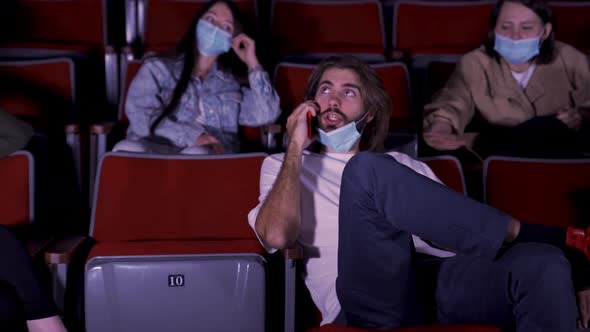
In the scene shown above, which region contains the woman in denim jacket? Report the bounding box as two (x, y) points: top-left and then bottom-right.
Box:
(114, 0), (280, 154)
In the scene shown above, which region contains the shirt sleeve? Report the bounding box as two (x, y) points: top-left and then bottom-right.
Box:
(0, 109), (33, 158)
(238, 68), (281, 127)
(125, 59), (205, 147)
(247, 154), (284, 253)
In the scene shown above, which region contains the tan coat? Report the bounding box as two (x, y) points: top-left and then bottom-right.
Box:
(423, 41), (590, 148)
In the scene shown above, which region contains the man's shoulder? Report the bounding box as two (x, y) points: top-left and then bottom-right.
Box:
(260, 153), (286, 174)
(266, 152), (286, 162)
(266, 150), (325, 162)
(262, 150), (334, 173)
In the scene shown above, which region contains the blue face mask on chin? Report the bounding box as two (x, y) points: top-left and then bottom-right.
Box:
(196, 19), (232, 56)
(494, 34), (541, 64)
(317, 112), (369, 152)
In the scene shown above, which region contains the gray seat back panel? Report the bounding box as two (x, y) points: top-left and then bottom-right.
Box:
(85, 254), (266, 332)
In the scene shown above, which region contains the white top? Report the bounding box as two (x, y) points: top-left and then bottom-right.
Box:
(511, 63), (536, 90)
(247, 151), (455, 325)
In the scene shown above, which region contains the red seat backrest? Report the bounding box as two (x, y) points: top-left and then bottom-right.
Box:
(0, 152), (33, 226)
(372, 63), (412, 129)
(271, 0), (385, 57)
(273, 63), (315, 122)
(0, 59), (74, 128)
(484, 157), (590, 227)
(426, 61), (457, 102)
(91, 153), (266, 242)
(422, 156), (466, 195)
(393, 1), (494, 56)
(1, 0), (105, 47)
(550, 2), (590, 55)
(142, 0), (257, 52)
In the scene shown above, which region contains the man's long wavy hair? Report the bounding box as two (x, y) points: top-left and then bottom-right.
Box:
(304, 56), (391, 152)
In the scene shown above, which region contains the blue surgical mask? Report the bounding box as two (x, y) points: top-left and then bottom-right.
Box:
(196, 19), (232, 56)
(317, 112), (369, 152)
(494, 34), (541, 64)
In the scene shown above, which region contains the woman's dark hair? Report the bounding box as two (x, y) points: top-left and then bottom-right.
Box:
(304, 56), (391, 153)
(150, 0), (247, 134)
(484, 0), (556, 64)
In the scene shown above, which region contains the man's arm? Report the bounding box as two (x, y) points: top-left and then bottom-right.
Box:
(255, 142), (303, 249)
(0, 109), (33, 158)
(254, 101), (318, 249)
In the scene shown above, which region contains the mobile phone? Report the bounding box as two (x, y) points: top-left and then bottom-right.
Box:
(307, 111), (318, 139)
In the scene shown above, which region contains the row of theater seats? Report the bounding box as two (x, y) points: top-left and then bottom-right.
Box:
(2, 0), (590, 202)
(0, 0), (590, 200)
(0, 56), (416, 200)
(2, 150), (589, 331)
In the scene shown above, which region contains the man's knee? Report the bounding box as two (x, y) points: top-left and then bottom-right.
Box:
(112, 139), (147, 153)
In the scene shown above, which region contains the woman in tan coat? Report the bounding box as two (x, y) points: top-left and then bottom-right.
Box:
(423, 0), (589, 158)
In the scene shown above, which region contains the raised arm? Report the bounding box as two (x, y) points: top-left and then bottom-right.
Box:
(231, 34), (281, 127)
(254, 102), (318, 249)
(238, 66), (281, 126)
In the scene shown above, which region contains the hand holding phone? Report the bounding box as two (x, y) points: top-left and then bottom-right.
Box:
(307, 111), (319, 139)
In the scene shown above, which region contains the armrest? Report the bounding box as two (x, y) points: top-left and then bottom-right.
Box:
(122, 45), (139, 60)
(44, 235), (86, 264)
(90, 122), (115, 135)
(65, 124), (80, 135)
(25, 237), (54, 258)
(282, 245), (303, 260)
(262, 124), (283, 135)
(105, 45), (116, 55)
(283, 243), (303, 332)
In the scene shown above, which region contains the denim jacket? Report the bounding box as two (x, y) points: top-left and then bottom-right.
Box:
(125, 56), (280, 153)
